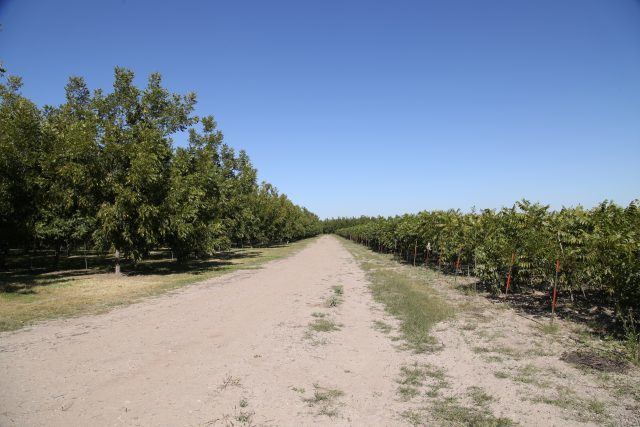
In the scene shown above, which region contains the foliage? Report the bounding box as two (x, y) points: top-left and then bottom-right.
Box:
(0, 67), (320, 272)
(335, 200), (640, 314)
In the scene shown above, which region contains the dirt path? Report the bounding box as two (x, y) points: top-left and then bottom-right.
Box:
(0, 236), (411, 426)
(3, 236), (638, 426)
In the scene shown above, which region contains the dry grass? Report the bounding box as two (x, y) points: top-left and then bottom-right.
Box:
(0, 239), (315, 331)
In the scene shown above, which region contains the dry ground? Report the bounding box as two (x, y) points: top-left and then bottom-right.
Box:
(1, 236), (638, 426)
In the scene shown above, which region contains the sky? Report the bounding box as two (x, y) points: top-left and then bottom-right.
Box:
(1, 0), (639, 218)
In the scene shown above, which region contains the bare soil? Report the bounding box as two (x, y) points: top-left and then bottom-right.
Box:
(1, 236), (638, 426)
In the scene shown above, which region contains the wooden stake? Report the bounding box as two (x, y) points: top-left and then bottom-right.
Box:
(552, 259), (560, 315)
(505, 252), (515, 295)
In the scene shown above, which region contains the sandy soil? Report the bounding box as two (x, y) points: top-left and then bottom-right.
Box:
(1, 236), (638, 426)
(1, 236), (412, 426)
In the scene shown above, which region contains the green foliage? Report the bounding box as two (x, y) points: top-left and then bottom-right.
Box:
(335, 200), (640, 315)
(0, 67), (321, 272)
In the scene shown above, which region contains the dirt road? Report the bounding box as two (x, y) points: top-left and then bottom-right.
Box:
(3, 236), (639, 426)
(0, 236), (412, 426)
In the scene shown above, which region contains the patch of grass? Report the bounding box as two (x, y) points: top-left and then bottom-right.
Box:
(332, 285), (344, 296)
(340, 238), (453, 352)
(398, 385), (420, 401)
(0, 238), (316, 332)
(325, 295), (341, 308)
(291, 386), (305, 394)
(311, 311), (326, 318)
(401, 409), (424, 425)
(529, 386), (608, 423)
(309, 317), (341, 332)
(373, 320), (393, 334)
(239, 398), (248, 408)
(467, 386), (495, 407)
(494, 371), (510, 379)
(398, 363), (427, 386)
(513, 364), (550, 388)
(461, 322), (478, 331)
(303, 384), (344, 417)
(473, 345), (521, 360)
(235, 410), (254, 424)
(397, 362), (448, 400)
(432, 398), (514, 426)
(537, 321), (560, 335)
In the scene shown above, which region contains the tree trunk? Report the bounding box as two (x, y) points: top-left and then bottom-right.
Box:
(114, 248), (121, 275)
(54, 246), (61, 269)
(84, 242), (88, 270)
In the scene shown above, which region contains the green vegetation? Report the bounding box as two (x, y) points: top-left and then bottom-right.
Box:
(342, 237), (453, 352)
(303, 384), (344, 417)
(333, 200), (640, 317)
(431, 398), (514, 426)
(309, 317), (341, 332)
(0, 67), (321, 277)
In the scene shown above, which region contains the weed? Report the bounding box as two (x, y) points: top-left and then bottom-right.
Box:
(325, 295), (341, 308)
(467, 386), (495, 407)
(309, 318), (341, 332)
(537, 321), (560, 335)
(398, 386), (420, 401)
(373, 320), (393, 333)
(303, 384), (344, 417)
(432, 398), (514, 426)
(401, 409), (424, 425)
(220, 374), (241, 389)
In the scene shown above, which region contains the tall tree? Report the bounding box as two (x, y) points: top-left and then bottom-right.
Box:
(0, 71), (42, 268)
(35, 77), (100, 266)
(92, 68), (196, 273)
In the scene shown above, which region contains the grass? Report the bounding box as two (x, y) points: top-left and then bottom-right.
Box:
(339, 237), (453, 352)
(325, 295), (341, 308)
(0, 238), (315, 331)
(431, 398), (514, 426)
(309, 317), (341, 332)
(537, 320), (560, 335)
(467, 386), (495, 407)
(373, 319), (393, 334)
(397, 362), (448, 401)
(303, 384), (344, 417)
(401, 409), (424, 425)
(472, 345), (522, 360)
(529, 386), (608, 423)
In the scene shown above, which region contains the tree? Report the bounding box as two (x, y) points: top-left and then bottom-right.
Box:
(35, 77), (100, 267)
(162, 116), (227, 262)
(0, 71), (42, 268)
(92, 68), (196, 273)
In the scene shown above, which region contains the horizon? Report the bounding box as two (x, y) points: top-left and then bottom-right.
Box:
(1, 0), (638, 219)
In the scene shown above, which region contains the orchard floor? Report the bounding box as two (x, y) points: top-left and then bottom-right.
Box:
(1, 235), (638, 426)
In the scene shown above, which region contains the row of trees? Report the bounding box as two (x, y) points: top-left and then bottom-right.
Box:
(334, 200), (640, 313)
(0, 67), (321, 272)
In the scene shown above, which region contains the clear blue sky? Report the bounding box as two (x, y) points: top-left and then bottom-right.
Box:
(1, 0), (638, 218)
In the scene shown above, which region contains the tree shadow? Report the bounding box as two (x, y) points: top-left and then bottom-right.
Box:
(456, 280), (621, 336)
(0, 248), (266, 294)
